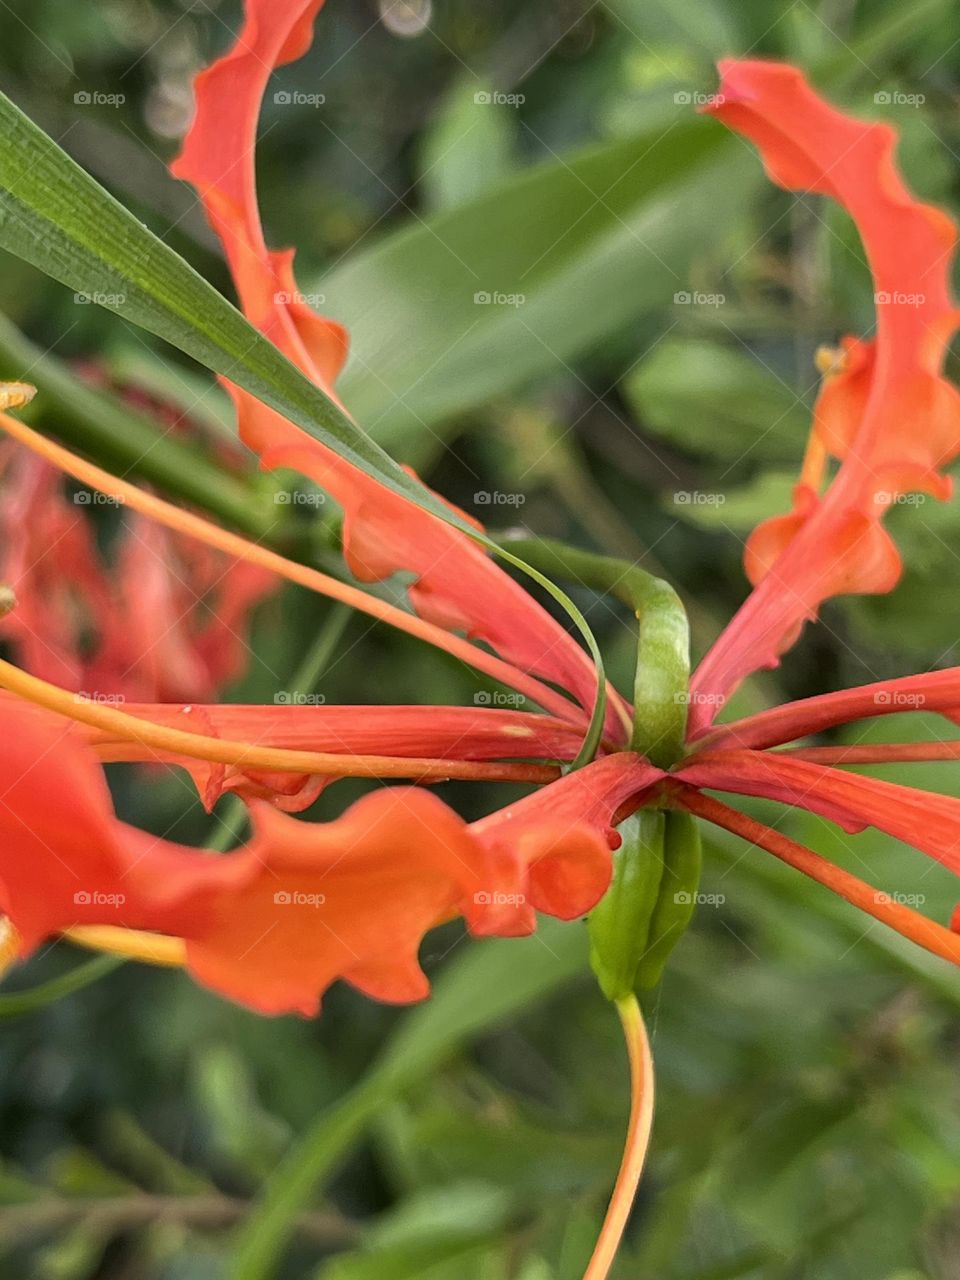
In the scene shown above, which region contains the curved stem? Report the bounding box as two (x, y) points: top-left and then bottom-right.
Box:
(0, 411), (581, 724)
(583, 994), (655, 1280)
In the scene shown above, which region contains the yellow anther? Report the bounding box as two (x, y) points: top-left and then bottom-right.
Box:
(814, 345), (847, 377)
(0, 382), (37, 411)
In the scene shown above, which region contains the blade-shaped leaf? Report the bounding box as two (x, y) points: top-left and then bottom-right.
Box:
(0, 90), (608, 758)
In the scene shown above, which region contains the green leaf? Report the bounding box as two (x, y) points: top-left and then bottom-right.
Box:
(0, 89), (454, 530)
(0, 89), (608, 758)
(325, 121), (757, 457)
(229, 919), (590, 1280)
(418, 79), (517, 212)
(622, 337), (812, 467)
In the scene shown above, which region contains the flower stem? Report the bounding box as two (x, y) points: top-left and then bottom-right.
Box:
(583, 994), (654, 1280)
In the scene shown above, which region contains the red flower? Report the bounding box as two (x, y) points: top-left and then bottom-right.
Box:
(0, 41), (959, 1031)
(0, 415), (273, 705)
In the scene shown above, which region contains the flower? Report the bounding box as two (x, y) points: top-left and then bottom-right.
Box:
(0, 33), (959, 1042)
(0, 387), (274, 704)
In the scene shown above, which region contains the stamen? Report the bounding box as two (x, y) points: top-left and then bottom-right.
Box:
(676, 786), (960, 966)
(0, 657), (561, 785)
(0, 411), (582, 724)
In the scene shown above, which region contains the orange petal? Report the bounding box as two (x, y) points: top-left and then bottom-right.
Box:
(171, 0), (347, 405)
(676, 785), (960, 967)
(86, 700), (583, 812)
(0, 704), (239, 951)
(679, 748), (960, 875)
(181, 769), (632, 1016)
(691, 60), (960, 729)
(171, 0), (624, 731)
(702, 667), (960, 751)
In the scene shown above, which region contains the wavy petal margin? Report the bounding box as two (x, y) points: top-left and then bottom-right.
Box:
(171, 0), (617, 728)
(690, 59), (960, 733)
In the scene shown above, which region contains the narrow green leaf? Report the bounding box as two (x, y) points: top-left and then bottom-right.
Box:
(0, 89), (451, 527)
(0, 89), (607, 750)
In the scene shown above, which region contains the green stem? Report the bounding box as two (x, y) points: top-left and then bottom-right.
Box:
(500, 536), (689, 767)
(0, 309), (271, 537)
(0, 954), (123, 1018)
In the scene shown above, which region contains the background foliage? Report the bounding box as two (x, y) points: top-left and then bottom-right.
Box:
(0, 0), (959, 1276)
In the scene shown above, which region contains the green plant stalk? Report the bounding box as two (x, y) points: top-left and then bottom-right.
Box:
(0, 310), (270, 536)
(588, 812), (666, 1002)
(500, 536), (689, 767)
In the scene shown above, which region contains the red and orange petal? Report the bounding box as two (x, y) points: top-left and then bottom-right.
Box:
(171, 0), (347, 407)
(73, 699), (585, 811)
(705, 667), (960, 751)
(182, 759), (658, 1015)
(0, 706), (239, 951)
(678, 748), (960, 876)
(183, 785), (605, 1016)
(261, 442), (620, 729)
(172, 0), (622, 730)
(690, 60), (960, 728)
(0, 699), (624, 1017)
(0, 451), (274, 704)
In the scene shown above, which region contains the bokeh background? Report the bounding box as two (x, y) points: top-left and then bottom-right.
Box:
(0, 0), (959, 1276)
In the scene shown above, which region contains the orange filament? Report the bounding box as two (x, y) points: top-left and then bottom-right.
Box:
(0, 410), (582, 724)
(0, 657), (562, 786)
(677, 787), (960, 966)
(66, 926), (186, 967)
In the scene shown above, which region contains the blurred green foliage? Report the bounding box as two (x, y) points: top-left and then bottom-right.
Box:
(0, 0), (959, 1277)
